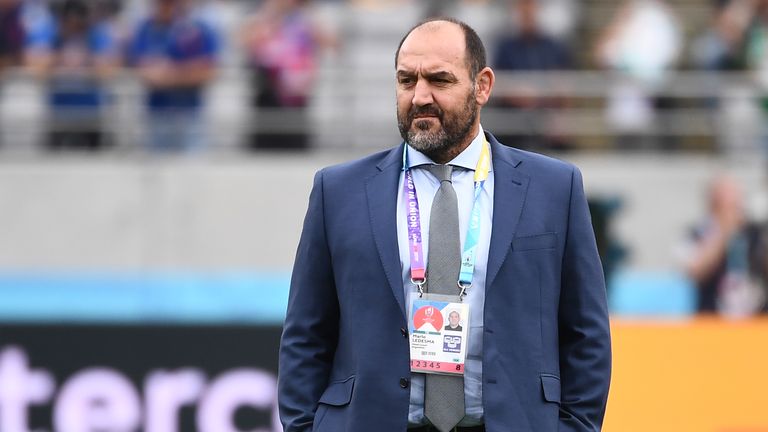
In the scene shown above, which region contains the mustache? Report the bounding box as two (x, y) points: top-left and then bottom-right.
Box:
(408, 105), (443, 123)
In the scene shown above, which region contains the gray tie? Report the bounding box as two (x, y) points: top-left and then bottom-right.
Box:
(423, 164), (465, 432)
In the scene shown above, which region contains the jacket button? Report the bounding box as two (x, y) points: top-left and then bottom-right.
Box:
(400, 327), (408, 338)
(399, 378), (409, 388)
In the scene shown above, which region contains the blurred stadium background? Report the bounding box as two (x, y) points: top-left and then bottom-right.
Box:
(0, 0), (767, 430)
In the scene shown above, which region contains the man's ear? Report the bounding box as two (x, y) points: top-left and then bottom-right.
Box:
(475, 67), (495, 106)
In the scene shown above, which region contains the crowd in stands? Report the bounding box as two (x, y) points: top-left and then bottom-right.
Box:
(0, 0), (327, 152)
(1, 0), (768, 153)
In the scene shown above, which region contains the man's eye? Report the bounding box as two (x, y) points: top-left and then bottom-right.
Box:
(399, 78), (414, 85)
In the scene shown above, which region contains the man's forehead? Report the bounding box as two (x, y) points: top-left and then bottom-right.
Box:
(397, 22), (467, 70)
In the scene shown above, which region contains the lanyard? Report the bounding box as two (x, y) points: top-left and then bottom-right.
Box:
(401, 139), (491, 299)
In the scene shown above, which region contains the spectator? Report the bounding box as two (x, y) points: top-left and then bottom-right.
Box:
(745, 0), (768, 78)
(682, 175), (768, 316)
(0, 0), (25, 76)
(594, 0), (682, 149)
(0, 0), (25, 147)
(240, 0), (331, 150)
(690, 0), (756, 154)
(494, 0), (573, 74)
(3, 1), (54, 80)
(492, 0), (574, 151)
(128, 0), (219, 152)
(744, 0), (768, 155)
(0, 0), (54, 148)
(690, 0), (751, 71)
(25, 0), (119, 151)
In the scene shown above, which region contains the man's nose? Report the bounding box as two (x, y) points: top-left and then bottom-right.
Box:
(411, 79), (434, 107)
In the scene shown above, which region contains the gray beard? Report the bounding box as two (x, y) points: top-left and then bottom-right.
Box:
(406, 119), (450, 153)
(398, 99), (478, 162)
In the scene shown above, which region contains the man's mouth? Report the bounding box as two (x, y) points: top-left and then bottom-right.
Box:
(412, 115), (439, 123)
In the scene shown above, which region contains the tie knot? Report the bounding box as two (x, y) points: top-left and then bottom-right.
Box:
(425, 164), (453, 183)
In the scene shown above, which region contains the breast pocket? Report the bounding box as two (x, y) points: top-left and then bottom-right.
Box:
(313, 376), (355, 432)
(512, 232), (557, 252)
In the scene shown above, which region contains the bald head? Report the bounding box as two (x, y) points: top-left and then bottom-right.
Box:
(395, 17), (486, 80)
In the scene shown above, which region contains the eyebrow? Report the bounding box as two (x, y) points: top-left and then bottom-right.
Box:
(425, 71), (458, 81)
(396, 70), (458, 81)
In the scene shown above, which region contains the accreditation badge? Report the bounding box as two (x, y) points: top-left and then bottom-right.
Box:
(407, 293), (470, 375)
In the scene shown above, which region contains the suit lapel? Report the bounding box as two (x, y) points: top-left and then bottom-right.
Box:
(486, 133), (529, 290)
(366, 144), (408, 320)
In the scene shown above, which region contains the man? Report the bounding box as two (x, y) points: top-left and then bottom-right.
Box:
(0, 0), (24, 76)
(128, 0), (218, 151)
(445, 311), (463, 332)
(25, 0), (120, 150)
(492, 0), (574, 150)
(279, 18), (611, 432)
(683, 175), (768, 315)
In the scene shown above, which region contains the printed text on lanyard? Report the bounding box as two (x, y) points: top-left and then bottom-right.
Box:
(401, 140), (491, 300)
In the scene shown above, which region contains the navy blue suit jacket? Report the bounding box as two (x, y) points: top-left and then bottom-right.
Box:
(278, 132), (611, 432)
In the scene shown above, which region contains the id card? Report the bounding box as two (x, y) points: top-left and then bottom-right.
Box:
(408, 293), (470, 375)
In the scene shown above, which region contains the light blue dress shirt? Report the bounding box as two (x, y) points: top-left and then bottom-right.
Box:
(396, 126), (494, 427)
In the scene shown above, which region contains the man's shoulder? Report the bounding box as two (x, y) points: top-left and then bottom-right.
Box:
(491, 137), (577, 177)
(319, 145), (402, 182)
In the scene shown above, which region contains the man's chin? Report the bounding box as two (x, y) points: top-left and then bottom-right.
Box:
(412, 118), (440, 131)
(409, 125), (442, 142)
(408, 132), (440, 149)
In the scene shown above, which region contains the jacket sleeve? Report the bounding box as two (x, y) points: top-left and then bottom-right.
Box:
(558, 166), (612, 431)
(278, 170), (339, 432)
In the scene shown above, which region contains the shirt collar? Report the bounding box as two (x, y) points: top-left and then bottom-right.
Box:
(405, 124), (490, 172)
